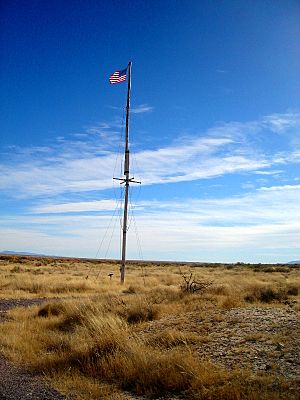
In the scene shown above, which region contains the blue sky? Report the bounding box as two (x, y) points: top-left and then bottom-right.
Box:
(1, 0), (300, 263)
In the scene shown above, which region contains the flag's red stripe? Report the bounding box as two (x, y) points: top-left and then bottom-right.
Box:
(110, 76), (126, 84)
(110, 76), (126, 81)
(109, 69), (126, 84)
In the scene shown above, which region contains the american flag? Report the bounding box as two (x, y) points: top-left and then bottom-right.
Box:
(109, 67), (127, 84)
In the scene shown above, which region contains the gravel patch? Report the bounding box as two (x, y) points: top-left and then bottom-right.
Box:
(0, 355), (67, 400)
(140, 304), (300, 379)
(0, 298), (51, 317)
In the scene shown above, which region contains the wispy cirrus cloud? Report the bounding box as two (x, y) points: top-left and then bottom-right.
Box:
(0, 112), (299, 198)
(107, 103), (154, 114)
(2, 183), (299, 262)
(34, 199), (118, 214)
(131, 104), (154, 114)
(254, 170), (283, 176)
(262, 112), (300, 134)
(31, 183), (300, 226)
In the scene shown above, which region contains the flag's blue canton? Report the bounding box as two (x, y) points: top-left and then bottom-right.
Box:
(119, 68), (127, 76)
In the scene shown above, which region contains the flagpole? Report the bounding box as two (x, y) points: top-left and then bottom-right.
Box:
(120, 61), (132, 285)
(112, 61), (140, 284)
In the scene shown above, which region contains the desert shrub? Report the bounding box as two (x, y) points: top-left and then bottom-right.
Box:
(56, 313), (84, 333)
(112, 348), (206, 395)
(254, 265), (291, 273)
(122, 284), (138, 294)
(207, 284), (230, 296)
(244, 294), (255, 303)
(123, 302), (159, 324)
(261, 266), (276, 273)
(59, 332), (225, 398)
(33, 312), (131, 373)
(287, 286), (298, 296)
(221, 294), (242, 309)
(25, 268), (43, 275)
(147, 286), (184, 304)
(39, 258), (52, 265)
(274, 266), (291, 273)
(225, 264), (235, 270)
(245, 286), (287, 303)
(37, 302), (66, 317)
(29, 282), (44, 293)
(45, 340), (71, 354)
(32, 269), (44, 275)
(98, 294), (160, 324)
(49, 281), (90, 294)
(10, 266), (21, 273)
(259, 288), (287, 303)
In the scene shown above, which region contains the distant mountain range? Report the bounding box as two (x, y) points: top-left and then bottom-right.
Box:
(0, 250), (47, 257)
(1, 250), (299, 265)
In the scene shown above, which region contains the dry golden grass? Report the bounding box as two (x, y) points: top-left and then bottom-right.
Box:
(1, 300), (291, 399)
(0, 255), (299, 399)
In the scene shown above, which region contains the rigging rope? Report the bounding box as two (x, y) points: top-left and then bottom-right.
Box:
(129, 187), (146, 285)
(87, 85), (127, 280)
(85, 198), (122, 279)
(89, 79), (146, 284)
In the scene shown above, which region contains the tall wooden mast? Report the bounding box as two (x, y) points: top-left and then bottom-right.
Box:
(114, 61), (140, 284)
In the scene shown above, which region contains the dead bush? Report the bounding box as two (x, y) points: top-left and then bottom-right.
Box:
(180, 272), (212, 294)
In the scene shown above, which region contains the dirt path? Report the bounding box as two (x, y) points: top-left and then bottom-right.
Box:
(0, 298), (68, 400)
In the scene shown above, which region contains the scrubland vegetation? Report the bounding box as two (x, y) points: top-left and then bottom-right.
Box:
(0, 255), (299, 399)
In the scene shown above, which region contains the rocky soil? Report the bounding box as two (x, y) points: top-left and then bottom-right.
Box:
(0, 298), (51, 320)
(140, 303), (300, 379)
(0, 354), (67, 400)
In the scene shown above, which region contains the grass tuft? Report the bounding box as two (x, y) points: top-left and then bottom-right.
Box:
(121, 299), (159, 324)
(146, 329), (201, 349)
(37, 302), (66, 317)
(287, 286), (298, 296)
(245, 286), (288, 303)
